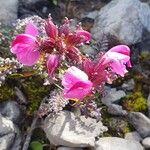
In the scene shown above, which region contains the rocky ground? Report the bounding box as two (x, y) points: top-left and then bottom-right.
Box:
(0, 0), (150, 150)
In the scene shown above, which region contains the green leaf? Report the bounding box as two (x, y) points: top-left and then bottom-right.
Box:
(29, 141), (43, 150)
(8, 73), (24, 78)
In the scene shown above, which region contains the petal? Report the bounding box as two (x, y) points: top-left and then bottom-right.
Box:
(45, 18), (58, 39)
(102, 51), (130, 66)
(63, 81), (93, 99)
(16, 48), (40, 66)
(66, 30), (91, 46)
(66, 47), (82, 61)
(106, 51), (130, 62)
(107, 45), (132, 67)
(11, 34), (37, 56)
(25, 22), (38, 37)
(62, 66), (93, 99)
(11, 34), (36, 53)
(76, 30), (91, 43)
(111, 61), (128, 77)
(11, 43), (30, 54)
(62, 66), (89, 89)
(59, 17), (70, 36)
(109, 45), (130, 56)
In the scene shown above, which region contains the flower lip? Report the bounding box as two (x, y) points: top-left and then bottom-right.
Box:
(62, 66), (93, 99)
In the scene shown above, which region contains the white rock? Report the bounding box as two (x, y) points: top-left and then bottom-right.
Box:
(95, 137), (144, 150)
(44, 110), (107, 147)
(125, 132), (142, 142)
(142, 137), (150, 149)
(0, 0), (18, 25)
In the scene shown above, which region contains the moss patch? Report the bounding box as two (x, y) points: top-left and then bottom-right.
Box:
(0, 84), (15, 101)
(121, 91), (147, 112)
(22, 76), (50, 115)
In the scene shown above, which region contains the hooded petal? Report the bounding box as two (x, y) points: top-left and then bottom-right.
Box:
(109, 45), (130, 56)
(101, 45), (131, 76)
(66, 30), (91, 46)
(76, 30), (91, 43)
(109, 45), (132, 67)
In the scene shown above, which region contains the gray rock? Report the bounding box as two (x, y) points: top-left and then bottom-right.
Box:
(0, 114), (21, 150)
(128, 112), (150, 138)
(23, 0), (41, 5)
(11, 127), (22, 150)
(0, 101), (22, 124)
(44, 110), (107, 147)
(92, 0), (150, 45)
(122, 79), (135, 91)
(95, 137), (144, 150)
(142, 137), (150, 149)
(81, 10), (99, 20)
(15, 87), (27, 104)
(0, 133), (15, 150)
(101, 88), (126, 105)
(0, 0), (18, 25)
(57, 147), (83, 150)
(107, 104), (127, 116)
(125, 132), (142, 142)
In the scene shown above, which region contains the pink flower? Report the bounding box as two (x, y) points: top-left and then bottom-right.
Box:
(101, 45), (131, 77)
(62, 66), (93, 99)
(11, 23), (40, 66)
(82, 45), (131, 87)
(46, 54), (59, 77)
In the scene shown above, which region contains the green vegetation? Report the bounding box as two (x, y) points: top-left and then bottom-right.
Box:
(22, 76), (50, 114)
(122, 91), (147, 112)
(29, 141), (43, 150)
(0, 84), (15, 101)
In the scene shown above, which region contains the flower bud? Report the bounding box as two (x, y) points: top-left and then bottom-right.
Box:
(46, 54), (59, 77)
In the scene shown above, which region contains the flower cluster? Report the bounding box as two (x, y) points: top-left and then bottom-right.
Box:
(10, 15), (131, 112)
